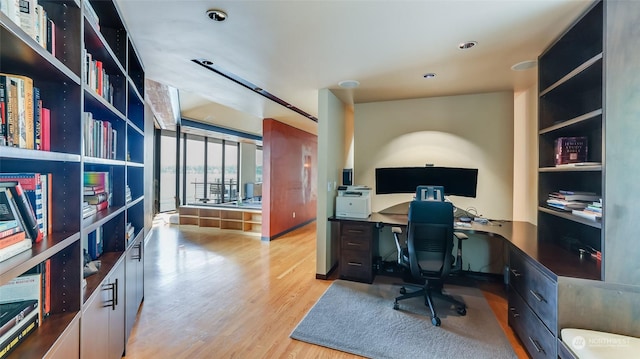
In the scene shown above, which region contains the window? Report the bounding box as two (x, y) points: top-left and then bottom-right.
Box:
(256, 146), (263, 183)
(206, 139), (223, 203)
(224, 141), (239, 202)
(159, 131), (177, 212)
(184, 134), (205, 205)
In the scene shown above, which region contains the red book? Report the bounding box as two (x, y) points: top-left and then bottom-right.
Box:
(0, 231), (26, 249)
(41, 108), (50, 151)
(95, 60), (103, 96)
(94, 200), (109, 211)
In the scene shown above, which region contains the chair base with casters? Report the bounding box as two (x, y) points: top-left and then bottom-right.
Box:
(393, 279), (467, 326)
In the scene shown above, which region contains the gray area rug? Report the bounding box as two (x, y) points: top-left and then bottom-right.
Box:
(291, 277), (517, 359)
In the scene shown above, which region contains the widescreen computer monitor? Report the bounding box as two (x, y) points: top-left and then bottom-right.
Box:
(375, 166), (478, 197)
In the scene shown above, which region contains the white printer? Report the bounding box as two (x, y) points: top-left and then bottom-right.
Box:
(336, 185), (372, 218)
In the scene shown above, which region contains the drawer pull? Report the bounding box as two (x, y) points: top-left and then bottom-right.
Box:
(346, 242), (361, 246)
(347, 229), (364, 234)
(529, 290), (546, 303)
(509, 307), (520, 318)
(528, 336), (545, 354)
(510, 269), (522, 277)
(348, 262), (363, 267)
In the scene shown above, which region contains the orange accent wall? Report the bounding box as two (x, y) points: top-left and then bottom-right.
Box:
(262, 119), (317, 240)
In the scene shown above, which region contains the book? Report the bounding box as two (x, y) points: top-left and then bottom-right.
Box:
(555, 136), (588, 165)
(0, 220), (20, 232)
(0, 173), (46, 238)
(0, 225), (21, 239)
(0, 231), (26, 249)
(84, 192), (107, 205)
(3, 77), (18, 147)
(0, 182), (42, 242)
(549, 191), (600, 202)
(0, 237), (31, 262)
(87, 227), (103, 260)
(33, 87), (41, 150)
(0, 79), (6, 146)
(0, 302), (39, 359)
(0, 187), (25, 232)
(40, 107), (50, 151)
(17, 0), (37, 41)
(0, 299), (37, 339)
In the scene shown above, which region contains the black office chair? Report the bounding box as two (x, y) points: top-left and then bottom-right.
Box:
(392, 197), (467, 326)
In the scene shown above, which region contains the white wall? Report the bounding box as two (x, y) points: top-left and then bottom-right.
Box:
(316, 89), (349, 275)
(513, 85), (539, 224)
(353, 92), (514, 273)
(354, 91), (515, 220)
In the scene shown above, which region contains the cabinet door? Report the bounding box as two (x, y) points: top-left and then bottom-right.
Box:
(81, 284), (111, 359)
(108, 261), (126, 359)
(125, 236), (144, 340)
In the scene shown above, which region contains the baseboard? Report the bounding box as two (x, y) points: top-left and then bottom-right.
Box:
(262, 218), (316, 241)
(316, 262), (338, 280)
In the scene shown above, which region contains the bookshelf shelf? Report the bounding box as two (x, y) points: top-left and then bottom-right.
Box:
(538, 206), (602, 229)
(1, 0), (147, 356)
(538, 165), (602, 173)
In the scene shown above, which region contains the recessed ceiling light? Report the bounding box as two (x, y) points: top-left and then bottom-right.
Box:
(511, 60), (538, 71)
(206, 9), (227, 22)
(423, 73), (436, 79)
(201, 60), (213, 66)
(253, 87), (263, 92)
(338, 80), (360, 89)
(458, 41), (477, 50)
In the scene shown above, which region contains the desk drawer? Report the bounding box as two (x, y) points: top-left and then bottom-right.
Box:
(340, 249), (373, 283)
(509, 289), (557, 359)
(341, 235), (370, 251)
(509, 248), (557, 334)
(341, 222), (373, 237)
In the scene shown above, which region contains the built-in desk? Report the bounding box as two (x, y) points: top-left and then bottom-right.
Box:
(330, 214), (602, 359)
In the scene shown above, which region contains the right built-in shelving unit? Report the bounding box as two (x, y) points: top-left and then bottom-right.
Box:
(538, 0), (640, 286)
(537, 0), (603, 280)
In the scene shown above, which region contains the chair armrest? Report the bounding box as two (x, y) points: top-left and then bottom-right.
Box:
(454, 232), (468, 240)
(392, 227), (404, 264)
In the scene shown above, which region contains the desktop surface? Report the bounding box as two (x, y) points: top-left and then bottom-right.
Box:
(330, 213), (600, 280)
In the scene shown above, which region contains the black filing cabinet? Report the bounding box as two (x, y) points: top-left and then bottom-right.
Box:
(339, 221), (379, 283)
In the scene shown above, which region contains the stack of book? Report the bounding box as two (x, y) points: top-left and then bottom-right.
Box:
(0, 173), (49, 241)
(83, 171), (111, 219)
(572, 199), (602, 222)
(0, 74), (52, 150)
(546, 190), (601, 212)
(0, 272), (44, 358)
(0, 0), (57, 55)
(0, 180), (44, 263)
(83, 184), (108, 218)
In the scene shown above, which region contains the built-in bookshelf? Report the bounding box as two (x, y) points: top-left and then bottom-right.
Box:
(537, 0), (603, 279)
(0, 0), (146, 357)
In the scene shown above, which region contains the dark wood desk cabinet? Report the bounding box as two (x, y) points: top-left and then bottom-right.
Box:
(338, 221), (379, 283)
(508, 248), (558, 359)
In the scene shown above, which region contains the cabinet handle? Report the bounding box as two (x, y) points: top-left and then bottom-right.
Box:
(103, 283), (116, 310)
(347, 229), (364, 234)
(346, 242), (360, 246)
(114, 278), (119, 308)
(529, 289), (545, 303)
(528, 336), (544, 354)
(510, 269), (522, 277)
(133, 243), (142, 261)
(347, 262), (363, 267)
(509, 307), (520, 318)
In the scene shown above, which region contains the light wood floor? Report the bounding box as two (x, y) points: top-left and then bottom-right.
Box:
(123, 221), (528, 359)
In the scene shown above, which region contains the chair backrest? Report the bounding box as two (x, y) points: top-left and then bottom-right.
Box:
(406, 200), (454, 280)
(415, 185), (445, 202)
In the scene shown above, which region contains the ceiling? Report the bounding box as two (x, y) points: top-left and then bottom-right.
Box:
(115, 0), (595, 138)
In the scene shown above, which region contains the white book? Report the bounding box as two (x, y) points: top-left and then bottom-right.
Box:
(0, 237), (32, 262)
(18, 0), (37, 40)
